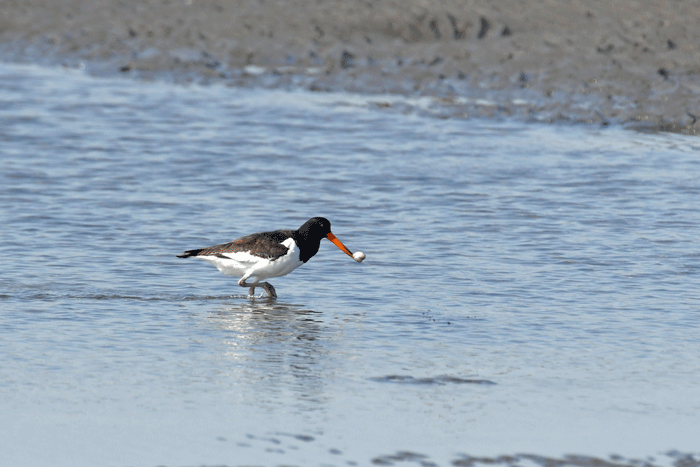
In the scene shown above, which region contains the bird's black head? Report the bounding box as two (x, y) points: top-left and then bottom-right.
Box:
(297, 217), (332, 240)
(294, 217), (331, 262)
(295, 217), (355, 263)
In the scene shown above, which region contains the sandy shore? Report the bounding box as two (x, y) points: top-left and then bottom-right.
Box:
(1, 0), (699, 134)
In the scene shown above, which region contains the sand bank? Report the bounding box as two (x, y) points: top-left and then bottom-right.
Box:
(1, 0), (698, 134)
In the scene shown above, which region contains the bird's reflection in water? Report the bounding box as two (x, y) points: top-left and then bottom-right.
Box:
(205, 299), (336, 411)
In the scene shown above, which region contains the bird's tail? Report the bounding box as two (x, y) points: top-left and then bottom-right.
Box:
(177, 248), (204, 258)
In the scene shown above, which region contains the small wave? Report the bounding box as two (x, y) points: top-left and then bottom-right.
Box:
(371, 451), (700, 467)
(370, 375), (496, 386)
(11, 291), (256, 302)
(452, 452), (700, 467)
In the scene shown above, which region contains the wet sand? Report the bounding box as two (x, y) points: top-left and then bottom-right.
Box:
(1, 0), (699, 134)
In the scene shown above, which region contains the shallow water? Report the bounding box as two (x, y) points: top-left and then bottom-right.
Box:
(1, 62), (699, 467)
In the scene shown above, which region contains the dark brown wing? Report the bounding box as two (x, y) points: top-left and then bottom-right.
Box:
(177, 229), (294, 261)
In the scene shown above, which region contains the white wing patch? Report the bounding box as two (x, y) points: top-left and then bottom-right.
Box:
(219, 251), (261, 262)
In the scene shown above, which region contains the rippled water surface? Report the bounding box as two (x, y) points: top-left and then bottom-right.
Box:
(1, 62), (699, 467)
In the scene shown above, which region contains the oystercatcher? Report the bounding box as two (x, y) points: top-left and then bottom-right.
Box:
(177, 217), (365, 298)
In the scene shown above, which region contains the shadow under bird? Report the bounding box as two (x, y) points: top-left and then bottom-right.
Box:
(177, 217), (365, 298)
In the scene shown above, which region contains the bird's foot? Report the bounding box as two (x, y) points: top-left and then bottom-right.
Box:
(262, 282), (277, 299)
(239, 278), (258, 298)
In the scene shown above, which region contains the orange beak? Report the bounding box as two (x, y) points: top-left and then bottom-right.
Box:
(326, 232), (354, 259)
